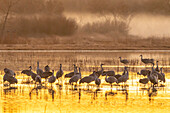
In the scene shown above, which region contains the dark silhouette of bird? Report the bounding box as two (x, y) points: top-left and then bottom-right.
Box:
(35, 75), (41, 85)
(4, 68), (16, 77)
(95, 74), (101, 87)
(36, 61), (43, 76)
(3, 73), (18, 86)
(41, 71), (53, 80)
(140, 55), (154, 64)
(56, 64), (64, 79)
(79, 71), (95, 84)
(152, 63), (163, 83)
(114, 74), (122, 80)
(102, 70), (115, 76)
(44, 65), (50, 72)
(119, 57), (129, 64)
(160, 67), (166, 83)
(21, 66), (32, 76)
(149, 64), (158, 87)
(48, 70), (56, 86)
(95, 64), (104, 77)
(155, 61), (160, 72)
(117, 67), (129, 84)
(105, 74), (118, 87)
(69, 67), (81, 85)
(139, 72), (150, 86)
(137, 69), (151, 76)
(65, 64), (77, 78)
(139, 78), (149, 85)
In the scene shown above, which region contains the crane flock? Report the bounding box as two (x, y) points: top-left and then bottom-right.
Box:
(2, 55), (166, 90)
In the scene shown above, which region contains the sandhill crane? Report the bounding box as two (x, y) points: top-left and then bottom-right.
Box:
(48, 70), (56, 87)
(35, 75), (41, 86)
(4, 68), (16, 77)
(44, 65), (50, 72)
(65, 64), (77, 78)
(137, 69), (151, 76)
(95, 75), (101, 87)
(119, 57), (129, 65)
(3, 73), (18, 86)
(139, 72), (150, 86)
(37, 61), (43, 76)
(79, 71), (95, 86)
(105, 74), (118, 87)
(114, 74), (122, 80)
(102, 70), (115, 76)
(40, 71), (53, 81)
(117, 67), (129, 86)
(155, 61), (160, 72)
(140, 55), (154, 64)
(95, 64), (104, 77)
(21, 66), (32, 76)
(69, 67), (81, 85)
(56, 64), (64, 83)
(160, 67), (166, 83)
(139, 77), (149, 85)
(152, 63), (163, 83)
(149, 64), (158, 88)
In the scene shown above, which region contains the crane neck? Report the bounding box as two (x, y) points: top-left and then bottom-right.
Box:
(37, 62), (39, 69)
(60, 65), (62, 70)
(105, 74), (108, 82)
(79, 69), (81, 78)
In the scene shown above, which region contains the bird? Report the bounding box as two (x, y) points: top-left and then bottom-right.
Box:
(44, 65), (50, 72)
(41, 71), (53, 81)
(137, 69), (151, 76)
(149, 64), (158, 87)
(114, 74), (122, 80)
(21, 66), (32, 76)
(119, 57), (129, 64)
(95, 74), (101, 87)
(155, 61), (160, 72)
(35, 75), (41, 86)
(160, 67), (166, 83)
(36, 61), (43, 76)
(3, 73), (18, 86)
(4, 68), (16, 77)
(69, 67), (81, 85)
(151, 63), (163, 83)
(139, 71), (150, 86)
(139, 78), (149, 85)
(65, 64), (77, 78)
(56, 64), (64, 81)
(105, 74), (118, 87)
(140, 55), (154, 64)
(48, 70), (56, 87)
(102, 70), (115, 76)
(79, 71), (95, 84)
(117, 67), (129, 85)
(95, 64), (104, 77)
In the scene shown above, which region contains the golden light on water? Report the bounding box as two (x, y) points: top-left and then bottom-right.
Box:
(0, 51), (170, 113)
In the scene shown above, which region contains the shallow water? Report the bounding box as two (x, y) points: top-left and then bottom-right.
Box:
(0, 51), (170, 113)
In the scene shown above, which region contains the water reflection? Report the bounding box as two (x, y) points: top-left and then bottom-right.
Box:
(0, 51), (170, 113)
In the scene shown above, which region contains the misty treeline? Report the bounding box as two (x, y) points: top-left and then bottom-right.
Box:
(1, 0), (169, 44)
(62, 0), (170, 15)
(0, 0), (77, 39)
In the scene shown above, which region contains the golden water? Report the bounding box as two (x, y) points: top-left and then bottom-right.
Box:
(0, 51), (170, 113)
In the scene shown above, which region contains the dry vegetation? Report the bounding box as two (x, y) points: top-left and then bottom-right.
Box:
(0, 0), (170, 49)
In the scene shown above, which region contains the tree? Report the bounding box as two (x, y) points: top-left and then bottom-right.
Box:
(0, 0), (19, 43)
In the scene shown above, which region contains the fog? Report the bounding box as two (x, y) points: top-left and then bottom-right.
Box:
(64, 12), (170, 38)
